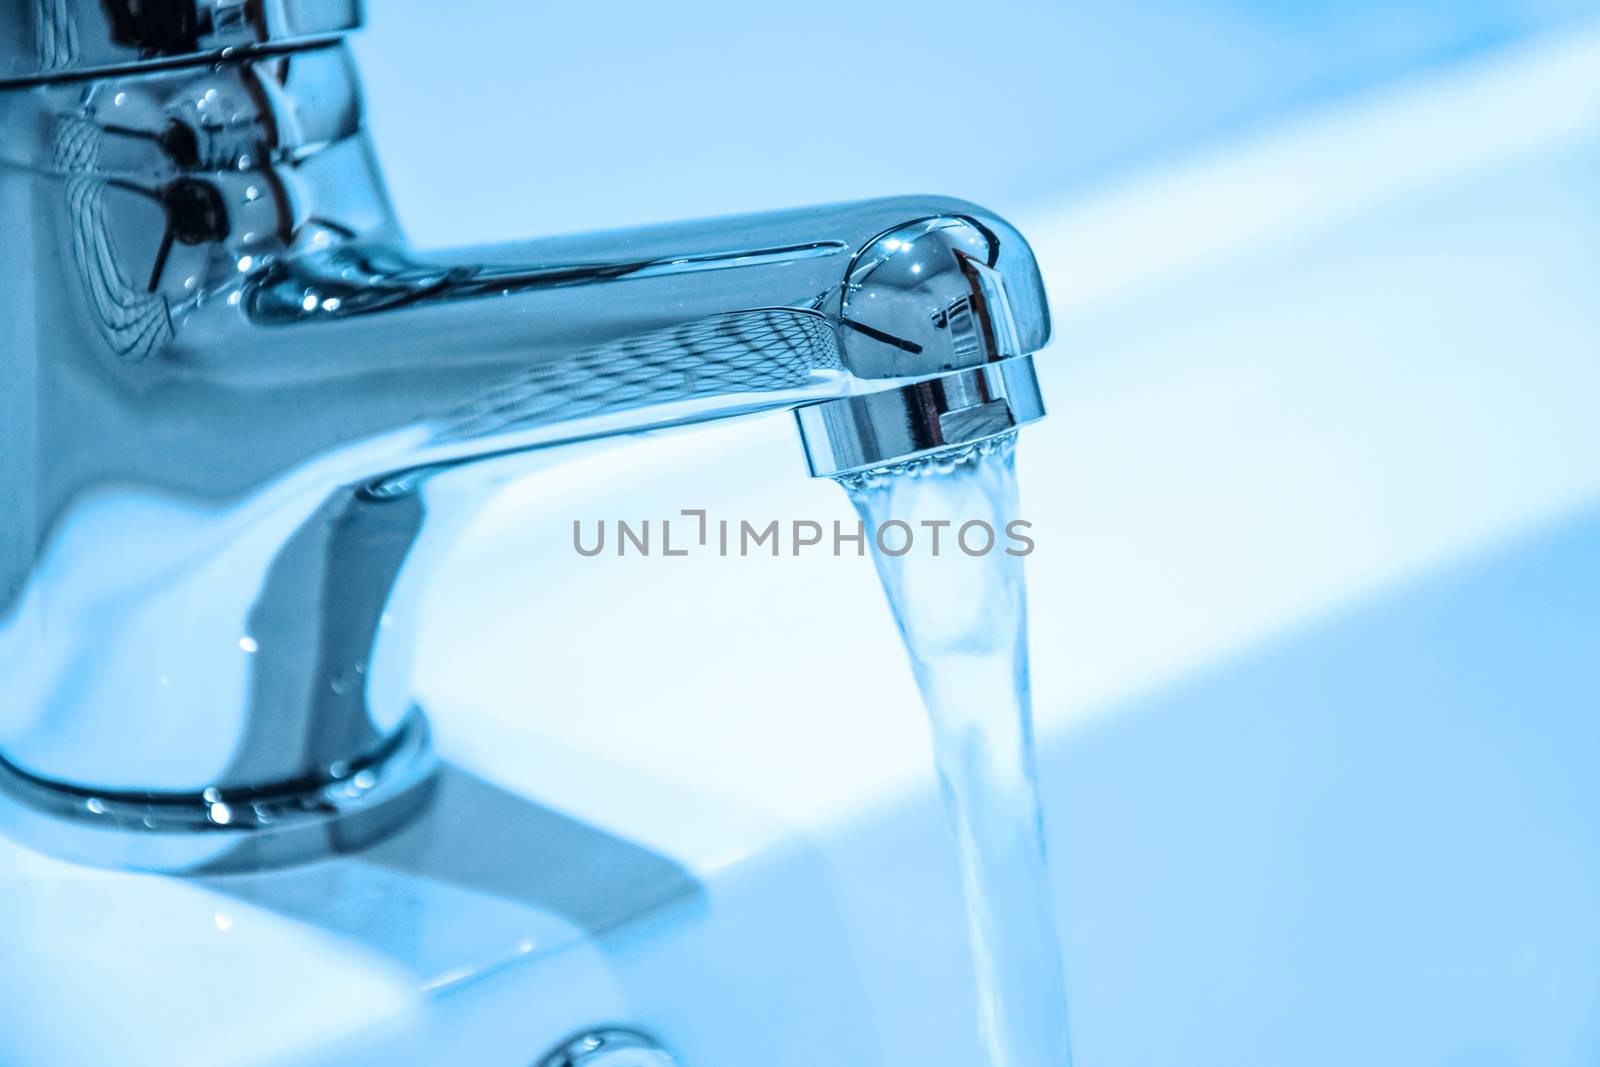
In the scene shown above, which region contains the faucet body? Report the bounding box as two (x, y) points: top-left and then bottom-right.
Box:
(0, 12), (1050, 868)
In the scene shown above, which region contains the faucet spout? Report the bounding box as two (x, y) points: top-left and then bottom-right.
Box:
(172, 198), (1049, 489)
(0, 37), (1051, 869)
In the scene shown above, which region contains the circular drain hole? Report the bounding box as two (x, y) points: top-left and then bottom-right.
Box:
(536, 1028), (679, 1067)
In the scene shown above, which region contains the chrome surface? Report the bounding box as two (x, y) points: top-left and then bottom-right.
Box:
(798, 357), (1046, 477)
(537, 1029), (680, 1067)
(0, 30), (1052, 868)
(0, 0), (361, 84)
(797, 216), (1047, 475)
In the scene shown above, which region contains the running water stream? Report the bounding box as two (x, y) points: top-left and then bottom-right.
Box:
(839, 433), (1072, 1067)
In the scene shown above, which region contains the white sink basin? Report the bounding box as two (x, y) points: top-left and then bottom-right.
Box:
(4, 26), (1600, 1067)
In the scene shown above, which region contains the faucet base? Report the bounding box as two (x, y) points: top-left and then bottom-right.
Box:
(0, 709), (438, 872)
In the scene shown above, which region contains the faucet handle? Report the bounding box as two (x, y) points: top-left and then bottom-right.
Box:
(1, 0), (361, 84)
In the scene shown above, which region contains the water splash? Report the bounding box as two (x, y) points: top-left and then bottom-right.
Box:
(840, 433), (1072, 1067)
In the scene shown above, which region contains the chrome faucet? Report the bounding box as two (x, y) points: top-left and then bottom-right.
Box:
(0, 4), (1051, 869)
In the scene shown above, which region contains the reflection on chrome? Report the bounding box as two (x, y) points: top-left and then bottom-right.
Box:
(0, 5), (1052, 869)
